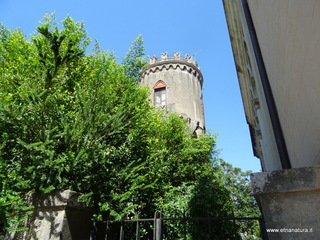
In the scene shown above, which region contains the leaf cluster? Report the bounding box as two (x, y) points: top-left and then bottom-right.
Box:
(0, 14), (260, 239)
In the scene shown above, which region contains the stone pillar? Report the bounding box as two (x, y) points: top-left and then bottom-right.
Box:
(251, 167), (320, 240)
(7, 190), (93, 240)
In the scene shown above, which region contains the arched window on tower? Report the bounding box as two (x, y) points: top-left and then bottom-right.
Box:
(153, 80), (166, 107)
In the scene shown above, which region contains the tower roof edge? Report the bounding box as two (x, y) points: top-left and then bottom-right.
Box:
(140, 52), (204, 86)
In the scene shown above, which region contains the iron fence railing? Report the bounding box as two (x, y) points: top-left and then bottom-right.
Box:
(91, 212), (268, 240)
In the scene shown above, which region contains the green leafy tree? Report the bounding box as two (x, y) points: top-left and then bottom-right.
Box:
(218, 160), (262, 239)
(122, 34), (148, 82)
(0, 14), (261, 239)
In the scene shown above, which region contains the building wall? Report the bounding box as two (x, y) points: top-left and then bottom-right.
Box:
(247, 0), (320, 168)
(139, 53), (205, 134)
(224, 1), (320, 237)
(223, 0), (282, 171)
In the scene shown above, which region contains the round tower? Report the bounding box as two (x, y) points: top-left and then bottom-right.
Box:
(139, 52), (205, 134)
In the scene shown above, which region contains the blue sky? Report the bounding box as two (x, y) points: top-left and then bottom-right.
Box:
(0, 0), (261, 172)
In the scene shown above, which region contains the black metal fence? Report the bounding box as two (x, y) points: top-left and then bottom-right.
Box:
(91, 212), (268, 240)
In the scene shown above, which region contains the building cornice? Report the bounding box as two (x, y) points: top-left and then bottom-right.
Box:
(223, 0), (291, 170)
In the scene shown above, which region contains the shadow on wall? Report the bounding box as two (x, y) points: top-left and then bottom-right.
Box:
(6, 190), (93, 240)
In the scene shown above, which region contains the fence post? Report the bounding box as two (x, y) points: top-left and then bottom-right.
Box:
(153, 211), (162, 240)
(119, 221), (124, 240)
(135, 214), (140, 240)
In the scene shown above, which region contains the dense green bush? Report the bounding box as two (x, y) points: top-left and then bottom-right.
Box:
(0, 14), (260, 239)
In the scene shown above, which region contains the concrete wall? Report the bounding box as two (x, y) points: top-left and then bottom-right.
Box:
(140, 53), (205, 133)
(252, 167), (320, 239)
(7, 190), (93, 240)
(247, 0), (320, 168)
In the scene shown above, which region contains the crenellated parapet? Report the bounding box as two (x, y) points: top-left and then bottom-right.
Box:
(149, 52), (197, 65)
(140, 52), (203, 86)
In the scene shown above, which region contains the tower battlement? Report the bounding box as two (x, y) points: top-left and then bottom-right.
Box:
(141, 52), (203, 86)
(149, 52), (198, 66)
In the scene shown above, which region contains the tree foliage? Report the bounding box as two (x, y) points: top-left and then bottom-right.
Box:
(0, 14), (260, 238)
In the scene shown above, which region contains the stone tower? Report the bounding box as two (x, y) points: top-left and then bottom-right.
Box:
(139, 52), (205, 135)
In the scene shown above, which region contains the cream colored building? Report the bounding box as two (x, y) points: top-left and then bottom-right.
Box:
(223, 0), (320, 239)
(139, 52), (205, 135)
